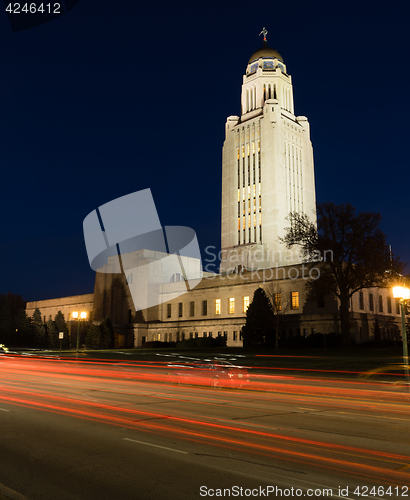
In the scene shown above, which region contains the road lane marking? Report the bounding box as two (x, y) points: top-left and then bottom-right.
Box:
(0, 408), (10, 411)
(123, 438), (188, 454)
(338, 411), (410, 422)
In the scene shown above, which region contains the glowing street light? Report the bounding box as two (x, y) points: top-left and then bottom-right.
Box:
(392, 285), (409, 382)
(72, 311), (87, 352)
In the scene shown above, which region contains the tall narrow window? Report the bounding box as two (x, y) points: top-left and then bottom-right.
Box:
(378, 295), (383, 313)
(167, 304), (172, 318)
(359, 291), (364, 310)
(274, 293), (282, 311)
(190, 301), (195, 317)
(215, 299), (221, 315)
(243, 296), (250, 312)
(387, 296), (392, 314)
(178, 302), (183, 317)
(202, 300), (207, 316)
(291, 292), (299, 310)
(369, 294), (374, 312)
(229, 298), (235, 314)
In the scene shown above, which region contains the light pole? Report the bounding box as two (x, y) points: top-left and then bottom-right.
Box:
(392, 285), (410, 383)
(72, 311), (87, 353)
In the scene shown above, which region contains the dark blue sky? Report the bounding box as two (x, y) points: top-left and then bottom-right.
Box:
(1, 0), (409, 302)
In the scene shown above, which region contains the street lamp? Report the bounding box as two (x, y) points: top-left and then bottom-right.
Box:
(72, 311), (87, 353)
(392, 285), (410, 382)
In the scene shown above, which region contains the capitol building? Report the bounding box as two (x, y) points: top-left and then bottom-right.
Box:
(26, 38), (401, 347)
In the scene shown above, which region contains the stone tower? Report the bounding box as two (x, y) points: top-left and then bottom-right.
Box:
(220, 36), (316, 273)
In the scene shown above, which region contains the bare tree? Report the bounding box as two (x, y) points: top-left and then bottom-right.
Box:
(280, 202), (405, 346)
(264, 281), (290, 349)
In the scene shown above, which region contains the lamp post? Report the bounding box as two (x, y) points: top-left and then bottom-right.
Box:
(72, 311), (87, 353)
(392, 286), (410, 382)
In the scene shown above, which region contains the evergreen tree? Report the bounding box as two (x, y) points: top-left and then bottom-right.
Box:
(13, 309), (33, 346)
(32, 308), (46, 346)
(54, 311), (70, 348)
(99, 318), (114, 349)
(241, 288), (274, 348)
(46, 319), (59, 348)
(85, 324), (102, 349)
(5, 293), (26, 318)
(0, 295), (13, 344)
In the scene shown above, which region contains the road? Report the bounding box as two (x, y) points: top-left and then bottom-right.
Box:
(0, 353), (409, 500)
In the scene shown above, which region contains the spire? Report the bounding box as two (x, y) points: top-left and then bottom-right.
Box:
(259, 27), (268, 47)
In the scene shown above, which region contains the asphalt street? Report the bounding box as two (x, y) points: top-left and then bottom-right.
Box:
(0, 353), (409, 500)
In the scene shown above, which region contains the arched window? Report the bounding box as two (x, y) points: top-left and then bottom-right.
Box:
(170, 273), (183, 282)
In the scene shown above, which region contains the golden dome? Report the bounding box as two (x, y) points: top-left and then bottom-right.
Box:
(248, 46), (283, 64)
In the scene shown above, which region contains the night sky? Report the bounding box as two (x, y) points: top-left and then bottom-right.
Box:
(1, 0), (409, 302)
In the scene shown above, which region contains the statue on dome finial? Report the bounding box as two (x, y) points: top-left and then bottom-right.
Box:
(259, 27), (268, 44)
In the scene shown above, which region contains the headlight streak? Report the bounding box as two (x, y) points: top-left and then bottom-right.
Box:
(1, 356), (410, 486)
(0, 389), (409, 485)
(0, 385), (409, 469)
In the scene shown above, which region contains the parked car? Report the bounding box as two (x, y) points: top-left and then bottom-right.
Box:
(168, 360), (249, 389)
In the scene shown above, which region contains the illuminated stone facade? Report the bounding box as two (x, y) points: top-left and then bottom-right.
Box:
(220, 44), (316, 273)
(25, 43), (402, 349)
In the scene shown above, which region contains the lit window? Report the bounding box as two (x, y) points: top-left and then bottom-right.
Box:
(229, 298), (235, 314)
(215, 299), (221, 315)
(243, 296), (250, 312)
(291, 292), (299, 310)
(274, 293), (282, 311)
